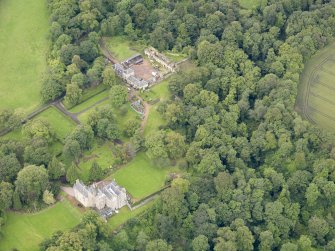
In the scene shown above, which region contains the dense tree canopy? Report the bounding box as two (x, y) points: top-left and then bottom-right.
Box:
(3, 0), (335, 250)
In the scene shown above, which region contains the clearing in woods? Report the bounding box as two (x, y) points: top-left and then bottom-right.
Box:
(0, 0), (48, 113)
(297, 42), (335, 132)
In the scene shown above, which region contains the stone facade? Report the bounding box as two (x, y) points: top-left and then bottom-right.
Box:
(144, 47), (177, 73)
(113, 62), (149, 90)
(73, 180), (127, 210)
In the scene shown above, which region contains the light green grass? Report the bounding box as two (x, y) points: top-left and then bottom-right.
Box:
(78, 142), (116, 182)
(164, 51), (187, 63)
(142, 79), (170, 136)
(69, 90), (109, 113)
(297, 42), (335, 133)
(0, 0), (48, 113)
(36, 107), (76, 141)
(239, 0), (261, 9)
(0, 200), (82, 251)
(111, 152), (176, 200)
(144, 106), (166, 136)
(141, 79), (170, 102)
(1, 128), (24, 141)
(106, 36), (144, 61)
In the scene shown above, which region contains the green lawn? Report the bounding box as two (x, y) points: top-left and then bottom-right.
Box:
(106, 36), (144, 61)
(296, 42), (335, 133)
(108, 199), (156, 230)
(144, 106), (166, 136)
(141, 79), (171, 102)
(0, 0), (48, 113)
(142, 79), (170, 136)
(36, 107), (77, 141)
(111, 152), (177, 200)
(0, 200), (82, 251)
(78, 142), (116, 182)
(1, 128), (24, 141)
(69, 90), (109, 113)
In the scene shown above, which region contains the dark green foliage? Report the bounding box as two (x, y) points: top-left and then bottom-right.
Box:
(0, 182), (13, 211)
(66, 163), (79, 185)
(23, 137), (51, 166)
(110, 85), (128, 107)
(35, 0), (335, 250)
(88, 161), (103, 182)
(15, 165), (49, 205)
(12, 191), (22, 210)
(0, 153), (21, 182)
(123, 119), (140, 137)
(47, 156), (65, 180)
(63, 139), (81, 161)
(40, 210), (111, 250)
(87, 104), (121, 140)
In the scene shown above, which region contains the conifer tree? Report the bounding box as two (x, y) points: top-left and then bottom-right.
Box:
(66, 163), (79, 185)
(89, 161), (103, 182)
(48, 156), (65, 180)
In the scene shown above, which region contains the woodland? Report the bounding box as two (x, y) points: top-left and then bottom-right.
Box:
(2, 0), (335, 250)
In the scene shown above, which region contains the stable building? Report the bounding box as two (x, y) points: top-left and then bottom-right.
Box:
(144, 47), (177, 73)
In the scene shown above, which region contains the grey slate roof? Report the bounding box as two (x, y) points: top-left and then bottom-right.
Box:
(74, 180), (125, 200)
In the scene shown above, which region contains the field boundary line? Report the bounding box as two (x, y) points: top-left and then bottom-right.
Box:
(309, 91), (335, 107)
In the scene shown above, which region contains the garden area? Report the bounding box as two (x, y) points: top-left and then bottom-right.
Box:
(77, 142), (116, 182)
(111, 152), (179, 200)
(0, 0), (48, 113)
(140, 79), (171, 136)
(36, 107), (77, 141)
(106, 36), (145, 61)
(0, 200), (82, 251)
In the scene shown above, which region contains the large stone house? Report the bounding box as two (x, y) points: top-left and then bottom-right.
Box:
(73, 179), (128, 210)
(114, 62), (149, 90)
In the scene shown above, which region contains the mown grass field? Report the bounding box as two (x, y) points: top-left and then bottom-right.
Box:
(111, 152), (177, 200)
(0, 0), (48, 113)
(36, 107), (77, 141)
(297, 42), (335, 132)
(106, 36), (144, 61)
(0, 200), (82, 251)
